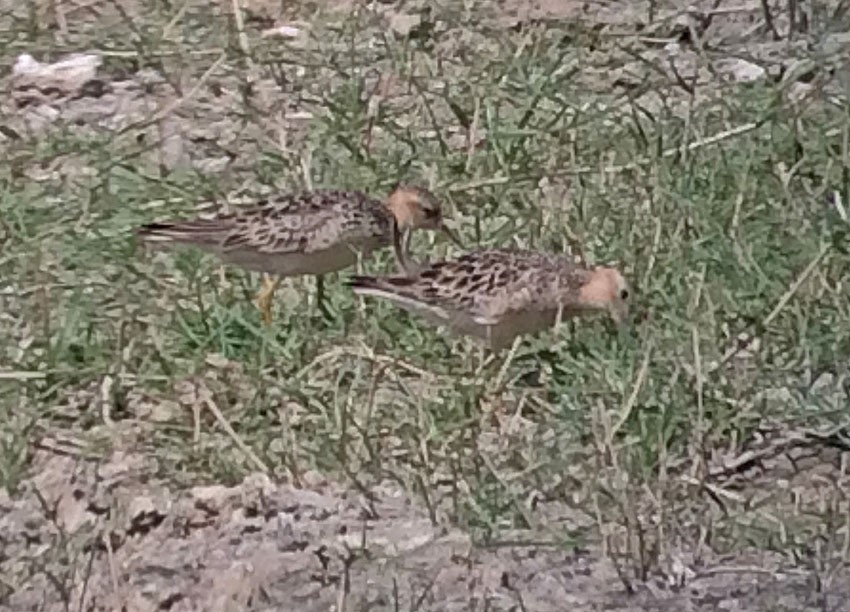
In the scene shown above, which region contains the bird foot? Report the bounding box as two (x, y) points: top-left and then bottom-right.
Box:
(255, 275), (281, 326)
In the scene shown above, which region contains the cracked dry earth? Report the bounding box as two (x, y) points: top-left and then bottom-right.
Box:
(1, 444), (849, 612)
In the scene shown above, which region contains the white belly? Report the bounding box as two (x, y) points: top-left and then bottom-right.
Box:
(220, 241), (382, 277)
(455, 309), (560, 351)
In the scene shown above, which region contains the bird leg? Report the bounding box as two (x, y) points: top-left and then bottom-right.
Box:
(255, 273), (281, 326)
(391, 220), (413, 274)
(401, 226), (413, 260)
(489, 335), (523, 394)
(474, 334), (497, 378)
(316, 274), (333, 321)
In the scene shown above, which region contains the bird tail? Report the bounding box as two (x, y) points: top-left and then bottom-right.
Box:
(135, 220), (229, 247)
(348, 274), (416, 299)
(348, 274), (454, 325)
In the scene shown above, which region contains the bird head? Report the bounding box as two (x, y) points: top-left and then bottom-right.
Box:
(385, 184), (463, 244)
(578, 266), (632, 326)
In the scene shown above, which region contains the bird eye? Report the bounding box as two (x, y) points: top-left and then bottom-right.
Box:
(620, 289), (630, 300)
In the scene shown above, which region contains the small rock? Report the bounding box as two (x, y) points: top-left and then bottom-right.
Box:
(819, 32), (850, 57)
(56, 492), (94, 534)
(242, 472), (275, 498)
(13, 53), (40, 75)
(12, 52), (102, 93)
(809, 372), (835, 395)
(148, 399), (181, 423)
(261, 24), (302, 39)
(301, 470), (328, 488)
(129, 495), (156, 520)
(663, 42), (681, 58)
(205, 353), (233, 369)
(389, 12), (421, 36)
(159, 115), (189, 172)
(192, 484), (232, 508)
(787, 82), (814, 104)
(715, 58), (766, 83)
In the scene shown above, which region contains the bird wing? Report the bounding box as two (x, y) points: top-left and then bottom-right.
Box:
(135, 216), (233, 247)
(137, 190), (388, 254)
(349, 249), (565, 325)
(348, 274), (460, 328)
(220, 190), (388, 255)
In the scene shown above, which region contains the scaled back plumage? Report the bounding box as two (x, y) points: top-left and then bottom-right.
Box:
(135, 185), (463, 323)
(349, 248), (631, 350)
(136, 189), (391, 258)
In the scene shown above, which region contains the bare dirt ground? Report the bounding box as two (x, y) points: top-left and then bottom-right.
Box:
(2, 0), (850, 610)
(4, 439), (850, 611)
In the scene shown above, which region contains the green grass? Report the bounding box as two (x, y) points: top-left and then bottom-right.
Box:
(2, 0), (849, 581)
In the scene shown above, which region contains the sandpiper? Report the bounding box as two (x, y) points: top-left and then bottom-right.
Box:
(136, 184), (463, 323)
(349, 248), (631, 350)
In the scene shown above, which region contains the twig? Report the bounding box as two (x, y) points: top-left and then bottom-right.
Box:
(610, 340), (653, 439)
(336, 545), (355, 612)
(679, 475), (746, 503)
(202, 394), (269, 474)
(99, 374), (115, 428)
(162, 0), (191, 40)
(103, 532), (120, 600)
(410, 572), (440, 612)
(447, 176), (510, 193)
(760, 0), (781, 40)
(192, 396), (201, 445)
(706, 242), (831, 374)
(0, 370), (47, 380)
(689, 266), (707, 478)
(587, 119), (762, 170)
(640, 217), (663, 291)
(480, 451), (537, 530)
(231, 0), (252, 58)
(294, 345), (437, 381)
(448, 121), (763, 191)
(116, 53), (226, 136)
(490, 335), (523, 392)
(77, 539), (97, 612)
(466, 96), (481, 173)
(96, 48), (224, 58)
(667, 57), (695, 95)
(696, 564), (810, 577)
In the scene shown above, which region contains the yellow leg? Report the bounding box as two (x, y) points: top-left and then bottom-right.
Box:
(255, 274), (281, 325)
